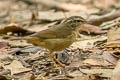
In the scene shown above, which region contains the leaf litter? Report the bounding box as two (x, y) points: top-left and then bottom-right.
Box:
(0, 0), (120, 80)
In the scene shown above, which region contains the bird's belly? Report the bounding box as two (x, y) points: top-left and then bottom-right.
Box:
(44, 38), (74, 51)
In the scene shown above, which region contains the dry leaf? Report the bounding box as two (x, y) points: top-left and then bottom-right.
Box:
(0, 0), (11, 17)
(3, 60), (31, 74)
(107, 28), (120, 42)
(0, 42), (8, 49)
(79, 24), (105, 34)
(71, 36), (107, 49)
(111, 59), (120, 80)
(0, 53), (13, 65)
(83, 58), (104, 66)
(70, 75), (90, 80)
(103, 51), (118, 66)
(19, 73), (35, 80)
(61, 3), (87, 11)
(80, 69), (112, 78)
(0, 23), (34, 36)
(94, 0), (116, 8)
(38, 11), (87, 21)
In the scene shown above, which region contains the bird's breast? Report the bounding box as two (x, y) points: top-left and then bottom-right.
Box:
(43, 36), (75, 51)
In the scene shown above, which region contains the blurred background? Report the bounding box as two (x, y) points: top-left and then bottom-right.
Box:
(0, 0), (120, 28)
(0, 0), (120, 80)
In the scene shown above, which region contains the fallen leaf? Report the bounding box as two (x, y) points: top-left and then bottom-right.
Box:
(0, 0), (11, 17)
(107, 28), (120, 42)
(111, 59), (120, 80)
(38, 11), (87, 21)
(0, 23), (34, 36)
(0, 53), (13, 65)
(94, 0), (116, 8)
(79, 24), (106, 34)
(70, 75), (90, 80)
(3, 60), (31, 74)
(19, 73), (35, 80)
(71, 36), (107, 50)
(61, 3), (87, 11)
(80, 68), (112, 78)
(83, 58), (104, 66)
(70, 74), (99, 80)
(0, 41), (8, 49)
(103, 51), (118, 66)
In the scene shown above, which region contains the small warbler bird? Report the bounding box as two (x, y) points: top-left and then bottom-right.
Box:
(24, 16), (86, 67)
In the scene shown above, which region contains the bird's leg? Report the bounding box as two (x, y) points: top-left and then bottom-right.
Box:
(48, 51), (58, 67)
(49, 51), (65, 67)
(54, 58), (65, 67)
(51, 51), (65, 67)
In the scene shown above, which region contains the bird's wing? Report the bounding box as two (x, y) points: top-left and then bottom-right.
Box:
(30, 24), (71, 39)
(31, 28), (57, 39)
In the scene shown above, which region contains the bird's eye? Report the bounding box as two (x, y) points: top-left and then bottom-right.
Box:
(76, 20), (81, 22)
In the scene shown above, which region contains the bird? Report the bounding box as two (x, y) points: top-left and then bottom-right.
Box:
(24, 16), (86, 67)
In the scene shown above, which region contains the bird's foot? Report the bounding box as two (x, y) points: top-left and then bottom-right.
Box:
(55, 58), (65, 67)
(52, 60), (59, 67)
(48, 52), (65, 67)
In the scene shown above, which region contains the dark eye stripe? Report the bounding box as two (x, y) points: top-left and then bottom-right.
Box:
(76, 20), (81, 22)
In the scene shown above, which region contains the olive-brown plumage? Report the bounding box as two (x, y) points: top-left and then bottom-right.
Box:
(24, 16), (86, 67)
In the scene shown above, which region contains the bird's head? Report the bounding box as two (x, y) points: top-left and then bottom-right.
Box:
(63, 16), (86, 30)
